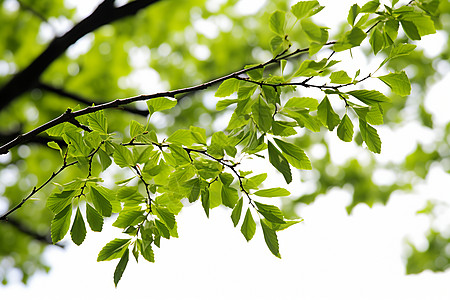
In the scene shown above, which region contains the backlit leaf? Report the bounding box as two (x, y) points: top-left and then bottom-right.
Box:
(114, 249), (129, 287)
(146, 97), (177, 114)
(317, 96), (340, 131)
(254, 188), (290, 197)
(86, 204), (103, 232)
(240, 208), (256, 242)
(291, 1), (320, 19)
(261, 219), (281, 258)
(359, 119), (381, 153)
(70, 207), (86, 246)
(51, 204), (72, 243)
(231, 197), (243, 227)
(337, 114), (354, 142)
(378, 71), (411, 96)
(215, 78), (239, 97)
(97, 238), (131, 261)
(269, 10), (285, 36)
(268, 141), (292, 183)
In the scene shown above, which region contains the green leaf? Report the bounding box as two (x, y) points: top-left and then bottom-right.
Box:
(369, 28), (384, 55)
(361, 0), (380, 12)
(87, 110), (108, 134)
(270, 35), (283, 53)
(271, 121), (297, 137)
(271, 220), (303, 231)
(347, 90), (390, 106)
(317, 96), (340, 131)
(89, 186), (112, 217)
(86, 204), (103, 232)
(46, 123), (66, 137)
(389, 43), (416, 59)
(112, 209), (145, 229)
(240, 208), (256, 242)
(154, 206), (175, 229)
(216, 99), (239, 111)
(112, 143), (132, 168)
(252, 97), (273, 132)
(114, 248), (129, 287)
(215, 78), (239, 97)
(146, 97), (177, 114)
(221, 185), (239, 208)
(378, 71), (411, 96)
(98, 149), (112, 171)
(261, 219), (281, 258)
(155, 219), (170, 239)
(366, 104), (384, 125)
(190, 126), (207, 145)
(51, 204), (72, 243)
(291, 1), (320, 19)
(244, 173), (267, 190)
(384, 19), (399, 43)
(273, 138), (311, 170)
(301, 19), (328, 44)
(293, 59), (327, 77)
(268, 141), (292, 183)
(269, 10), (285, 36)
(97, 238), (131, 261)
(70, 207), (86, 246)
(255, 202), (285, 224)
(347, 4), (360, 26)
(129, 120), (145, 138)
(359, 119), (381, 153)
(284, 97), (318, 111)
(329, 71), (352, 84)
(282, 109), (321, 132)
(208, 131), (236, 158)
(219, 173), (234, 186)
(400, 20), (421, 40)
(238, 84), (257, 100)
(47, 190), (75, 214)
(334, 27), (367, 52)
(201, 189), (210, 218)
(231, 197), (243, 227)
(166, 129), (195, 146)
(187, 178), (201, 203)
(139, 240), (154, 262)
(337, 114), (354, 142)
(254, 188), (290, 197)
(64, 131), (89, 156)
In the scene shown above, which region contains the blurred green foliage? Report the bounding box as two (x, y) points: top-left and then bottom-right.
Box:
(0, 0), (449, 284)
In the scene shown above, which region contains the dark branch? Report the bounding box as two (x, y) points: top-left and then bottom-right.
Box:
(234, 73), (372, 90)
(0, 0), (160, 111)
(0, 43), (333, 155)
(37, 82), (149, 116)
(0, 129), (65, 149)
(4, 218), (64, 248)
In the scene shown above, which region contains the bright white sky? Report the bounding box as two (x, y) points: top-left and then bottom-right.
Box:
(2, 0), (450, 299)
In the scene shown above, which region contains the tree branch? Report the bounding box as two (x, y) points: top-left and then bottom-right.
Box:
(0, 0), (160, 111)
(0, 43), (334, 155)
(4, 218), (64, 248)
(37, 82), (149, 116)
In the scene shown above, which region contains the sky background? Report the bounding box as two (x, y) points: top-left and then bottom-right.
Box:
(2, 0), (450, 299)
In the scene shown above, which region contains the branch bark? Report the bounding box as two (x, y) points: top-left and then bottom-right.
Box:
(0, 0), (160, 111)
(0, 43), (332, 155)
(4, 218), (64, 248)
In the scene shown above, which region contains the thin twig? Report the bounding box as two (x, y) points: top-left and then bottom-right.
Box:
(0, 43), (336, 155)
(0, 150), (77, 221)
